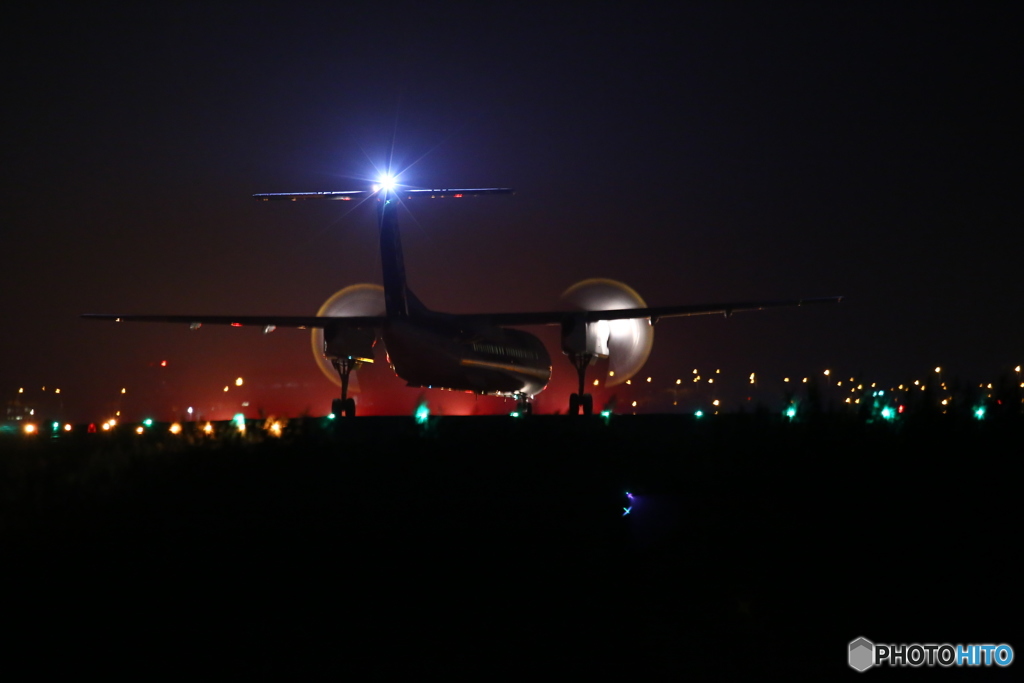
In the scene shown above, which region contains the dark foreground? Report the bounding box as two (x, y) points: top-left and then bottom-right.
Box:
(2, 414), (1021, 676)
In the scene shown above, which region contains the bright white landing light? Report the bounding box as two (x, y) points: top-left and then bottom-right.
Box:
(378, 175), (396, 192)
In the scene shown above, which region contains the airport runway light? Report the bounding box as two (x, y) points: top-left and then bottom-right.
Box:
(235, 377), (243, 387)
(63, 424), (71, 432)
(203, 423), (214, 434)
(187, 407), (193, 416)
(54, 388), (60, 394)
(609, 371), (615, 377)
(143, 418), (153, 427)
(169, 423), (182, 435)
(824, 369), (830, 376)
(327, 413), (336, 420)
(269, 421), (282, 436)
(223, 386), (229, 392)
(102, 422), (110, 431)
(784, 377), (790, 383)
(708, 378), (714, 384)
(694, 410), (704, 418)
(974, 406), (986, 420)
(121, 388), (126, 394)
(18, 387), (23, 393)
(415, 403), (430, 425)
(802, 377), (808, 383)
(23, 423), (36, 435)
(881, 407), (894, 420)
(135, 426), (144, 435)
(712, 399), (720, 406)
(631, 400), (637, 407)
(510, 411), (520, 418)
(675, 379), (681, 385)
(692, 369), (698, 374)
(592, 379), (599, 386)
(935, 367), (941, 373)
(646, 376), (652, 383)
(625, 379), (631, 385)
(784, 406), (797, 420)
(51, 421), (59, 432)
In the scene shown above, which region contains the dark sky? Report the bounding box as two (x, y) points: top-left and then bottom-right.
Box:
(3, 2), (1020, 420)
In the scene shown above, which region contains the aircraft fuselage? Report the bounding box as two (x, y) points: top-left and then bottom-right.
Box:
(383, 317), (551, 397)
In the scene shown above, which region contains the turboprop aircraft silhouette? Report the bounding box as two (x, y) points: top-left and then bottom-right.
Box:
(84, 175), (841, 416)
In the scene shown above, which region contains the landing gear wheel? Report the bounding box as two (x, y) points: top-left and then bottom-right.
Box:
(581, 393), (593, 415)
(331, 398), (345, 417)
(569, 393), (580, 415)
(343, 397), (356, 417)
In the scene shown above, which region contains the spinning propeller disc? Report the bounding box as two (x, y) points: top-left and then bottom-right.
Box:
(561, 278), (654, 387)
(311, 284), (385, 387)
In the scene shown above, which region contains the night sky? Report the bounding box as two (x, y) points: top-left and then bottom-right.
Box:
(3, 3), (1019, 421)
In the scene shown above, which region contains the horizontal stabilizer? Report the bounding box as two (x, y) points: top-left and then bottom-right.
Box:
(253, 188), (513, 201)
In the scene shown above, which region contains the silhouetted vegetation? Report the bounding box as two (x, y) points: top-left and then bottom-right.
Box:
(2, 414), (1020, 675)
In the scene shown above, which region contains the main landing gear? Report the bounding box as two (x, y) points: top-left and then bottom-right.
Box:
(567, 351), (595, 415)
(330, 358), (358, 417)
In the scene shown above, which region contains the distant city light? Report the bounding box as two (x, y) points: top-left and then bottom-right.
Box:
(223, 386), (229, 392)
(63, 424), (71, 432)
(121, 388), (126, 394)
(135, 426), (144, 434)
(23, 424), (36, 435)
(235, 377), (244, 386)
(646, 377), (652, 383)
(935, 367), (941, 373)
(675, 379), (681, 384)
(169, 423), (182, 435)
(203, 423), (214, 434)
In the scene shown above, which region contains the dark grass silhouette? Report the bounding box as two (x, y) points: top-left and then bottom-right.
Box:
(2, 414), (1020, 675)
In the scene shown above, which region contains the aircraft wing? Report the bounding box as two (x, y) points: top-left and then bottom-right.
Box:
(81, 314), (386, 328)
(447, 296), (843, 327)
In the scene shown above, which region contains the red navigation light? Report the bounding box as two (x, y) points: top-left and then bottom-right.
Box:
(231, 322), (243, 327)
(160, 360), (168, 367)
(453, 193), (463, 198)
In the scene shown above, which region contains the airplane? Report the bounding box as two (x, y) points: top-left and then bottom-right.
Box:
(83, 174), (842, 416)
